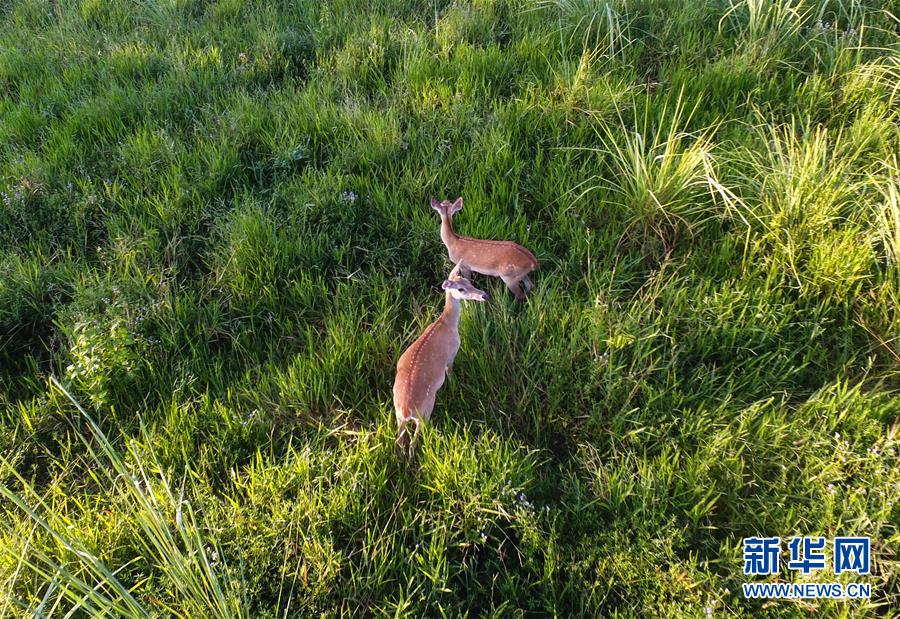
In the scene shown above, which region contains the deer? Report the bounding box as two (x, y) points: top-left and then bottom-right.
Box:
(393, 264), (490, 457)
(431, 197), (538, 300)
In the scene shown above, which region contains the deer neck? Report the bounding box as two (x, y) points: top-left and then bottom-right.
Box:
(441, 291), (461, 327)
(439, 212), (459, 249)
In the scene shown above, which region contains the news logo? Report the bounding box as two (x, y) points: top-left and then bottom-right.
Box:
(787, 537), (826, 574)
(741, 536), (872, 600)
(743, 537), (781, 576)
(833, 537), (870, 576)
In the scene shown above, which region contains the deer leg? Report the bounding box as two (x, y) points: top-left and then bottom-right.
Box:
(501, 275), (525, 301)
(396, 420), (409, 453)
(521, 274), (534, 292)
(407, 417), (422, 458)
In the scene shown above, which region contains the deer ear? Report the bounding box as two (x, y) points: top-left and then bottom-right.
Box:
(430, 198), (442, 211)
(451, 197), (463, 214)
(441, 280), (452, 289)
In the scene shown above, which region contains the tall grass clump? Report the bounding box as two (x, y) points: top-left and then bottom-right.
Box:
(534, 0), (632, 60)
(720, 0), (810, 57)
(878, 159), (900, 268)
(0, 378), (248, 617)
(742, 120), (865, 233)
(576, 91), (740, 248)
(850, 54), (900, 105)
(735, 116), (896, 303)
(873, 157), (900, 271)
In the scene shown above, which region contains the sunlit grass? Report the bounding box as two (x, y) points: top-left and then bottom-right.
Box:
(873, 157), (900, 269)
(0, 0), (897, 615)
(1, 378), (248, 617)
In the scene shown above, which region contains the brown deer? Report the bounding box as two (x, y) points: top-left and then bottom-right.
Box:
(393, 264), (490, 456)
(431, 197), (538, 300)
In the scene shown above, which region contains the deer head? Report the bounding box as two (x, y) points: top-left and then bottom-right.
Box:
(442, 264), (490, 301)
(430, 196), (463, 217)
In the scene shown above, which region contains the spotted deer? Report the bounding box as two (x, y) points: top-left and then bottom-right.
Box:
(431, 197), (538, 300)
(393, 264), (490, 456)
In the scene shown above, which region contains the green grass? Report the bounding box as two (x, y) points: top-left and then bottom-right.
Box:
(0, 0), (898, 616)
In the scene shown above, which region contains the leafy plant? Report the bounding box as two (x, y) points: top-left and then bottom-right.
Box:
(0, 378), (248, 618)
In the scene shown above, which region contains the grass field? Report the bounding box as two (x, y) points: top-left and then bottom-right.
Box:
(1, 0), (898, 615)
